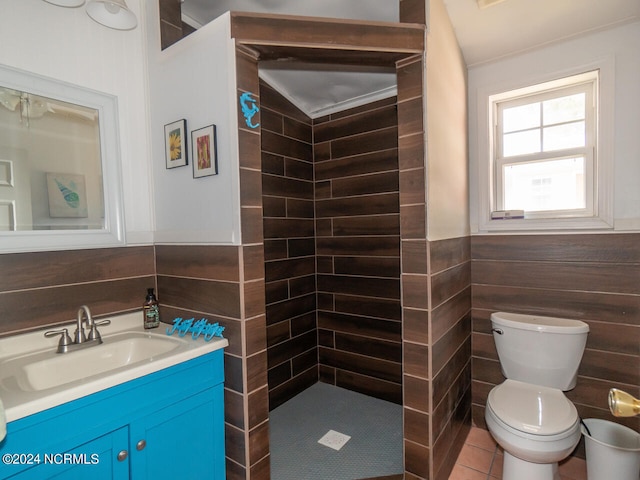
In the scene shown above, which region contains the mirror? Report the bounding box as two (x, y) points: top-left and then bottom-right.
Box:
(0, 64), (125, 253)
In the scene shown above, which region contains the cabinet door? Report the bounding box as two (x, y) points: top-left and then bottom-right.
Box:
(7, 426), (129, 480)
(129, 386), (225, 480)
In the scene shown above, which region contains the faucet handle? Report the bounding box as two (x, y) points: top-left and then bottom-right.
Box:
(87, 319), (111, 342)
(45, 328), (73, 353)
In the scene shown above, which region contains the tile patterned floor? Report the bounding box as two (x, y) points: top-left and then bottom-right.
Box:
(449, 427), (587, 480)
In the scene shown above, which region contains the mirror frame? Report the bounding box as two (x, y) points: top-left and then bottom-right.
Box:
(0, 64), (125, 253)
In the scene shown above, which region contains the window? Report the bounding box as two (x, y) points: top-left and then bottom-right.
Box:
(491, 71), (597, 221)
(476, 66), (615, 232)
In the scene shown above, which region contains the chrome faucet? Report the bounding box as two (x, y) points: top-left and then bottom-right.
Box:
(45, 305), (111, 354)
(75, 305), (90, 344)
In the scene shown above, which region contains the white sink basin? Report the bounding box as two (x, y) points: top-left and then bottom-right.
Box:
(0, 313), (228, 423)
(12, 333), (182, 392)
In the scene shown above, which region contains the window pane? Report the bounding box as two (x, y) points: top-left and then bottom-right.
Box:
(543, 93), (585, 125)
(543, 121), (585, 151)
(503, 102), (540, 133)
(504, 157), (586, 212)
(503, 130), (540, 157)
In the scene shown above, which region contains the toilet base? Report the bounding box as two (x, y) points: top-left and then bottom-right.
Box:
(503, 451), (560, 480)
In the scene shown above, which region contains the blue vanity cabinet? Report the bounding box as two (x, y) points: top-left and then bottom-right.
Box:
(129, 385), (224, 480)
(7, 428), (129, 479)
(0, 349), (225, 480)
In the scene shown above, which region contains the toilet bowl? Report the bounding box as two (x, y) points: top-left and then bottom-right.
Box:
(484, 312), (589, 480)
(485, 380), (582, 480)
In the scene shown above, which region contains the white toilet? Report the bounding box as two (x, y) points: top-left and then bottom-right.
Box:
(484, 312), (589, 480)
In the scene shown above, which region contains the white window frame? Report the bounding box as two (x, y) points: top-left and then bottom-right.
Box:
(476, 59), (614, 233)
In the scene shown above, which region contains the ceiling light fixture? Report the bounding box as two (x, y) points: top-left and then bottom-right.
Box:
(86, 0), (137, 30)
(42, 0), (85, 7)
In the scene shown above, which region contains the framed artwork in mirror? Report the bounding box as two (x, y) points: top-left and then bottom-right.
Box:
(191, 124), (218, 178)
(164, 119), (187, 169)
(46, 172), (88, 218)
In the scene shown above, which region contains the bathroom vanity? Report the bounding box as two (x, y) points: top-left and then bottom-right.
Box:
(0, 313), (228, 479)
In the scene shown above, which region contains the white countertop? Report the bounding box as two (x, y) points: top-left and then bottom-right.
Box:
(0, 312), (228, 423)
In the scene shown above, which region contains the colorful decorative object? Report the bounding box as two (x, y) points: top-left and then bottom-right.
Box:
(191, 125), (218, 178)
(166, 317), (225, 341)
(164, 119), (187, 169)
(240, 92), (260, 129)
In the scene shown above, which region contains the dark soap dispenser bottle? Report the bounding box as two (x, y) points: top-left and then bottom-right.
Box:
(143, 288), (160, 329)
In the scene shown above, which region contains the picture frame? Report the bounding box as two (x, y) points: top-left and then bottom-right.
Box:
(164, 119), (188, 169)
(191, 125), (218, 178)
(46, 172), (88, 218)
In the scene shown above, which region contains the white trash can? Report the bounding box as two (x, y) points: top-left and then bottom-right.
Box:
(581, 418), (640, 480)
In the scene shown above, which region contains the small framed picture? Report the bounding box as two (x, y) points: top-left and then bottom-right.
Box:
(191, 124), (218, 178)
(164, 119), (188, 169)
(46, 172), (88, 218)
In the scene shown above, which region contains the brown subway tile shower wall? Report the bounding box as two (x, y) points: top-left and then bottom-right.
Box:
(314, 96), (403, 405)
(259, 79), (318, 410)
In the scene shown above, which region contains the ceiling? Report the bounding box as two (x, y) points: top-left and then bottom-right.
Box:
(180, 0), (640, 118)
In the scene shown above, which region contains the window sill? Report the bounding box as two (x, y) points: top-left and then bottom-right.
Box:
(475, 216), (614, 234)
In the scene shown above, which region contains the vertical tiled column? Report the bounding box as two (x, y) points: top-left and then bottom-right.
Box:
(154, 245), (247, 478)
(399, 3), (472, 479)
(229, 45), (270, 480)
(430, 238), (472, 480)
(397, 55), (432, 480)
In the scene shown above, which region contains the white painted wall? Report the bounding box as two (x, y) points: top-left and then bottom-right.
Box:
(145, 5), (240, 244)
(0, 0), (153, 244)
(468, 21), (640, 233)
(426, 0), (469, 241)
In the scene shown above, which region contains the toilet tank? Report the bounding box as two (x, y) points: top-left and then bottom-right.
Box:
(491, 312), (589, 390)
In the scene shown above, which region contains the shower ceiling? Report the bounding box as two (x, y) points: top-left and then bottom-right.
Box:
(180, 0), (640, 117)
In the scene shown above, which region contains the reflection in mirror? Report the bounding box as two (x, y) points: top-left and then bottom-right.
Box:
(0, 64), (125, 253)
(0, 89), (103, 231)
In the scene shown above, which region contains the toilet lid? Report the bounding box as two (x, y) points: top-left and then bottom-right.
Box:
(488, 380), (578, 435)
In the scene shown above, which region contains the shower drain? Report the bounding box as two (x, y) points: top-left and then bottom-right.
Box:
(318, 429), (351, 451)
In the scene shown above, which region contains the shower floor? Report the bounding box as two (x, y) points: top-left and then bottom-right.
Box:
(269, 382), (403, 480)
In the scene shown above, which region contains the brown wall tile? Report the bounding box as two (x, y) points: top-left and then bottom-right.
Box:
(155, 245), (239, 281)
(335, 369), (402, 404)
(397, 97), (424, 138)
(315, 150), (398, 179)
(157, 275), (241, 319)
(400, 0), (427, 24)
(314, 104), (398, 143)
(405, 439), (430, 479)
(0, 246), (156, 335)
(396, 56), (423, 102)
(0, 276), (154, 334)
(0, 246), (154, 292)
(470, 232), (640, 436)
